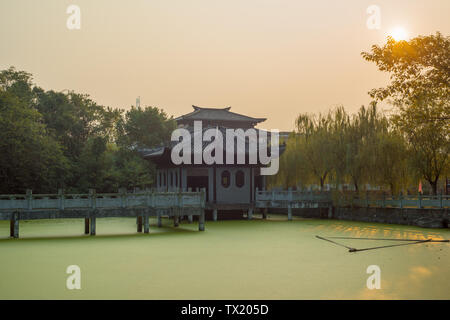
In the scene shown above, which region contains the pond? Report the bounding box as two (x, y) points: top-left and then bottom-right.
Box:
(0, 215), (448, 299)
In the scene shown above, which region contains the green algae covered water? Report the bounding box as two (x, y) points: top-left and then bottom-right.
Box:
(0, 215), (449, 299)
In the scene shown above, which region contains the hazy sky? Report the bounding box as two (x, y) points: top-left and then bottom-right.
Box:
(1, 0), (449, 130)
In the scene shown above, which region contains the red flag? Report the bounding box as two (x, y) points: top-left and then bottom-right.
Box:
(418, 181), (423, 194)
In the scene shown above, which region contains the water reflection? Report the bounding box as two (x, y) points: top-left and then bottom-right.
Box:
(308, 221), (449, 299)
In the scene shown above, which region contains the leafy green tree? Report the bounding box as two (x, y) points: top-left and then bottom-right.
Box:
(362, 33), (449, 194)
(391, 99), (449, 194)
(34, 89), (121, 160)
(0, 87), (68, 193)
(117, 106), (176, 149)
(111, 147), (154, 191)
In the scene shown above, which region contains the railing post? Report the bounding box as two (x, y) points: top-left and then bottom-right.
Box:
(119, 188), (127, 208)
(146, 189), (151, 208)
(382, 192), (386, 208)
(418, 192), (422, 209)
(174, 190), (181, 227)
(399, 192), (403, 209)
(89, 189), (96, 209)
(439, 192), (443, 209)
(26, 189), (32, 211)
(366, 191), (369, 208)
(350, 192), (354, 209)
(199, 188), (206, 231)
(271, 189), (275, 208)
(288, 187), (293, 221)
(151, 188), (155, 208)
(58, 189), (65, 210)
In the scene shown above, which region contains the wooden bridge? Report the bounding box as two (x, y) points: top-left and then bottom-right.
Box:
(0, 188), (206, 238)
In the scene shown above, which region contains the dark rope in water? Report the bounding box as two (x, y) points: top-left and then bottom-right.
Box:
(315, 235), (448, 253)
(315, 236), (356, 251)
(349, 239), (432, 252)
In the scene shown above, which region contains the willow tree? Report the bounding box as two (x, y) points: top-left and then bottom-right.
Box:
(362, 32), (449, 194)
(269, 133), (309, 189)
(295, 112), (335, 190)
(372, 130), (411, 194)
(345, 103), (391, 191)
(328, 106), (350, 190)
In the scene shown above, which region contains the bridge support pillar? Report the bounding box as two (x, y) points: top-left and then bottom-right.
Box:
(90, 217), (96, 236)
(137, 216), (143, 232)
(262, 208), (268, 219)
(212, 209), (218, 221)
(157, 214), (162, 227)
(188, 215), (193, 223)
(173, 215), (179, 227)
(144, 215), (149, 234)
(199, 211), (205, 231)
(288, 205), (292, 221)
(84, 218), (89, 234)
(248, 208), (253, 220)
(10, 213), (19, 238)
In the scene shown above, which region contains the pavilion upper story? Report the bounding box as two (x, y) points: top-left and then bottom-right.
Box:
(175, 105), (266, 129)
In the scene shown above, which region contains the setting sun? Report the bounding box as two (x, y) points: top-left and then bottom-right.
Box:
(390, 27), (409, 41)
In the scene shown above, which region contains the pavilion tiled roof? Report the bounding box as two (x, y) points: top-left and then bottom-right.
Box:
(139, 125), (285, 165)
(175, 106), (266, 124)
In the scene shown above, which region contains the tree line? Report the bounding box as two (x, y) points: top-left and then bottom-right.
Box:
(0, 67), (176, 194)
(271, 33), (449, 195)
(0, 33), (448, 195)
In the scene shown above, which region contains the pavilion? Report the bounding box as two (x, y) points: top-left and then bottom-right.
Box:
(141, 105), (284, 220)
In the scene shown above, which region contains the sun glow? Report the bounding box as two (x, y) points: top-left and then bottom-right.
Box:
(389, 27), (409, 41)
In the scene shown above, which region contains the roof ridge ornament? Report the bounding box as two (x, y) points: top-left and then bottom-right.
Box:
(192, 105), (231, 111)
